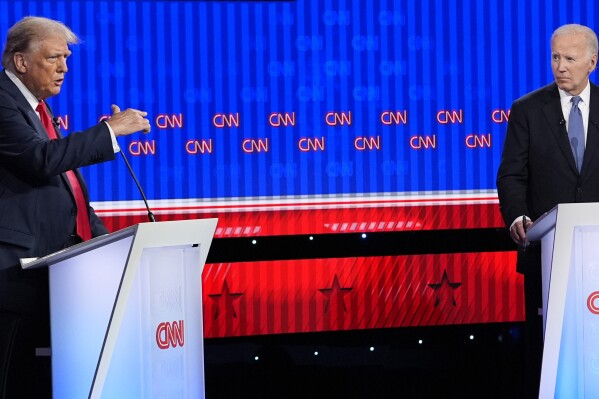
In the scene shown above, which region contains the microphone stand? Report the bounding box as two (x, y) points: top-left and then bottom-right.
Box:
(119, 149), (156, 222)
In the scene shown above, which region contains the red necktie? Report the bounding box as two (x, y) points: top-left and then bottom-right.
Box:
(36, 101), (92, 241)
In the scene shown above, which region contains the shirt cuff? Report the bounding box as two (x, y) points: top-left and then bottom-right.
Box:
(103, 121), (120, 153)
(509, 215), (529, 230)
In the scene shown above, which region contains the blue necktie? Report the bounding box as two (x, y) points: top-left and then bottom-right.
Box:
(569, 96), (585, 172)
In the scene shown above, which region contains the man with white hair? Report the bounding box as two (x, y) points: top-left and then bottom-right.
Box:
(497, 23), (599, 397)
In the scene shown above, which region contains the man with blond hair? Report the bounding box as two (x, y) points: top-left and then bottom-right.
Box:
(0, 16), (151, 397)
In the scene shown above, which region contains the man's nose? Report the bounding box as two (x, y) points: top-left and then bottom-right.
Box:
(556, 60), (567, 71)
(57, 57), (68, 73)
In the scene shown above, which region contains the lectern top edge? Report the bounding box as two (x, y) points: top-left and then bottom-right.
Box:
(20, 225), (138, 270)
(526, 205), (558, 242)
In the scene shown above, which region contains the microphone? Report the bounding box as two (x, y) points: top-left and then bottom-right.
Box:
(119, 149), (156, 222)
(559, 119), (565, 126)
(52, 117), (60, 128)
(592, 119), (599, 129)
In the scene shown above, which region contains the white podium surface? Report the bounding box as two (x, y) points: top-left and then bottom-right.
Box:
(527, 204), (599, 398)
(23, 218), (217, 399)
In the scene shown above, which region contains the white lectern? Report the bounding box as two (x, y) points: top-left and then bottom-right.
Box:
(21, 219), (218, 399)
(527, 204), (599, 398)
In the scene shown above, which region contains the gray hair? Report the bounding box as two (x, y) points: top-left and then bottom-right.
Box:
(552, 24), (599, 58)
(1, 16), (79, 71)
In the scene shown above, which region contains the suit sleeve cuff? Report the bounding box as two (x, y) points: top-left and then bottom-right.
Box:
(103, 121), (120, 153)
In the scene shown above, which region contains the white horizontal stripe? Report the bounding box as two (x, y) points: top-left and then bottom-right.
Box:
(91, 190), (499, 216)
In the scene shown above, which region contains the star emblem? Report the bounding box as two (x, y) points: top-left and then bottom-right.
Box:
(208, 280), (243, 319)
(319, 274), (353, 313)
(428, 270), (462, 307)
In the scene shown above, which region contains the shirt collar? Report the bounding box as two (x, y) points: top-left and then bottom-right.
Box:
(5, 69), (42, 111)
(558, 80), (591, 107)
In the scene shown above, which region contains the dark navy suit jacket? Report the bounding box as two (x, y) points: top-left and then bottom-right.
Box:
(0, 70), (115, 269)
(497, 81), (599, 272)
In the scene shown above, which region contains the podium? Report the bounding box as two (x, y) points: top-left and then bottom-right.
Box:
(527, 204), (599, 398)
(21, 219), (218, 399)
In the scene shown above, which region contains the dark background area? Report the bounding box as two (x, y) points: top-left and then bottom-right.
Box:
(206, 228), (516, 263)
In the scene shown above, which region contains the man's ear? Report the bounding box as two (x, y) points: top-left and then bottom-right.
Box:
(13, 53), (27, 74)
(590, 53), (598, 73)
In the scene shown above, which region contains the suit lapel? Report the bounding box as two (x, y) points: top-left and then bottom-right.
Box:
(27, 107), (49, 139)
(581, 82), (599, 174)
(542, 83), (579, 174)
(0, 70), (49, 141)
(0, 70), (80, 202)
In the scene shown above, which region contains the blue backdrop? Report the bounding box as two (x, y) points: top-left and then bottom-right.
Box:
(0, 0), (596, 203)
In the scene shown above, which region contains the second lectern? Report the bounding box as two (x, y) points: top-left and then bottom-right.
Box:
(527, 203), (599, 398)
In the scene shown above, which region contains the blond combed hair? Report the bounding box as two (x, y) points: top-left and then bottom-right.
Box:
(1, 16), (79, 71)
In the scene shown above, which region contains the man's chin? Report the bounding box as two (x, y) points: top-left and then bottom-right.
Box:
(45, 88), (62, 98)
(556, 82), (573, 93)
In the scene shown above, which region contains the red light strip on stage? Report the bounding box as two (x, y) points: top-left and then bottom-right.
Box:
(100, 203), (506, 237)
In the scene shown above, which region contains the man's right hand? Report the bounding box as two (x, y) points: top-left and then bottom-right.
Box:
(510, 217), (532, 246)
(106, 104), (151, 136)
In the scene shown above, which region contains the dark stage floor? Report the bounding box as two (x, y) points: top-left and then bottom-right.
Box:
(204, 322), (526, 399)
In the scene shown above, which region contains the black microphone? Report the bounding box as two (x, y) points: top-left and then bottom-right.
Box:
(119, 149), (156, 222)
(592, 119), (599, 129)
(559, 119), (565, 126)
(52, 117), (60, 128)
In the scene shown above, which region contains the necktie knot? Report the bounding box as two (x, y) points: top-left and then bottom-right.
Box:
(36, 101), (46, 114)
(572, 96), (582, 108)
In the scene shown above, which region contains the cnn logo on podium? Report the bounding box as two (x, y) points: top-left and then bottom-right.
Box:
(156, 320), (185, 349)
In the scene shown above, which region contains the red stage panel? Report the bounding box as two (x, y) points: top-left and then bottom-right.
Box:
(202, 251), (523, 338)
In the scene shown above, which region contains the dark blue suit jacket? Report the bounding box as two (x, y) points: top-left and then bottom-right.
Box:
(0, 70), (115, 269)
(497, 81), (599, 272)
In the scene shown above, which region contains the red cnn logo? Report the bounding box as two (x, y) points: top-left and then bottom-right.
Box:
(588, 291), (599, 315)
(156, 320), (185, 349)
(55, 115), (69, 130)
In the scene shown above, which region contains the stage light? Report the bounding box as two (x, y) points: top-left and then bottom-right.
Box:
(314, 351), (319, 356)
(469, 335), (474, 340)
(418, 339), (423, 345)
(309, 236), (314, 240)
(251, 239), (257, 245)
(254, 356), (259, 361)
(369, 346), (375, 352)
(361, 233), (367, 239)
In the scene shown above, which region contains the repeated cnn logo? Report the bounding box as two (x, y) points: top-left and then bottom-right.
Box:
(98, 113), (184, 157)
(58, 107), (511, 156)
(588, 291), (599, 315)
(156, 320), (185, 349)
